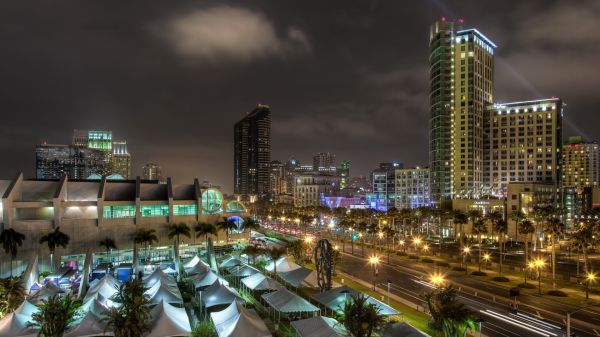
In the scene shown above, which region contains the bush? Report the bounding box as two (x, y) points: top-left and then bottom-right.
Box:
(396, 251), (407, 256)
(492, 276), (510, 282)
(452, 266), (466, 272)
(471, 271), (487, 276)
(547, 290), (568, 297)
(193, 318), (217, 337)
(408, 255), (419, 260)
(421, 258), (434, 263)
(518, 282), (535, 289)
(436, 261), (450, 268)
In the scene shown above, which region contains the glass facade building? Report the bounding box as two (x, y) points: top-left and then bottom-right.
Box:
(36, 144), (109, 179)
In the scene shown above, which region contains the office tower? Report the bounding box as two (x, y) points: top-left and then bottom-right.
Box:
(233, 104), (272, 198)
(562, 136), (599, 189)
(429, 19), (495, 206)
(369, 162), (402, 211)
(269, 160), (287, 197)
(112, 140), (131, 179)
(487, 98), (563, 196)
(73, 130), (113, 151)
(313, 152), (336, 170)
(395, 167), (431, 209)
(284, 158), (299, 195)
(36, 144), (109, 179)
(338, 160), (350, 189)
(143, 163), (162, 181)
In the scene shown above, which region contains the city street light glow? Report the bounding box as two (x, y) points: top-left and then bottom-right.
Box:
(413, 237), (422, 245)
(483, 253), (490, 261)
(430, 273), (445, 287)
(587, 272), (596, 282)
(463, 246), (471, 254)
(368, 256), (380, 265)
(378, 231), (384, 239)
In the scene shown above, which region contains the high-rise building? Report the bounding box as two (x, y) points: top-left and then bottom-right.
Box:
(395, 167), (431, 209)
(233, 104), (272, 198)
(429, 19), (495, 207)
(284, 158), (300, 195)
(269, 160), (287, 198)
(313, 152), (336, 170)
(36, 144), (109, 179)
(142, 163), (162, 181)
(338, 160), (350, 189)
(368, 162), (402, 211)
(487, 98), (563, 197)
(73, 130), (113, 152)
(112, 140), (131, 179)
(562, 136), (599, 190)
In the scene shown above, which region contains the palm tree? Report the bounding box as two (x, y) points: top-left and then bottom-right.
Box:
(243, 217), (260, 233)
(357, 221), (368, 257)
(544, 217), (565, 289)
(571, 224), (593, 279)
(0, 277), (25, 317)
(494, 220), (508, 277)
(0, 228), (25, 277)
(216, 217), (237, 244)
(39, 227), (70, 271)
(105, 279), (151, 337)
(384, 226), (396, 264)
(168, 223), (191, 275)
(194, 222), (218, 249)
(425, 285), (475, 337)
(509, 211), (524, 247)
(267, 247), (285, 275)
(29, 294), (81, 337)
(340, 293), (386, 337)
(466, 209), (483, 242)
(453, 210), (468, 250)
(99, 237), (117, 274)
(518, 220), (535, 266)
(485, 210), (503, 244)
(132, 229), (158, 263)
(471, 219), (488, 273)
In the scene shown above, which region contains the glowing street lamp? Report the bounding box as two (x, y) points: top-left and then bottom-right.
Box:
(430, 273), (445, 288)
(368, 256), (380, 290)
(413, 237), (422, 257)
(399, 240), (406, 253)
(530, 258), (546, 295)
(463, 246), (471, 274)
(422, 244), (430, 256)
(481, 252), (490, 272)
(586, 272), (596, 300)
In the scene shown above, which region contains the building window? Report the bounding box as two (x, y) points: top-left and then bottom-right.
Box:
(173, 204), (197, 216)
(103, 205), (135, 218)
(141, 205), (168, 217)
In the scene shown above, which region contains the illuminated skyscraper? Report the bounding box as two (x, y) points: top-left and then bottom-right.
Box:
(338, 160), (350, 189)
(36, 144), (108, 179)
(234, 104), (271, 198)
(112, 140), (131, 179)
(313, 152), (336, 170)
(73, 129), (113, 151)
(142, 163), (162, 181)
(562, 136), (599, 189)
(429, 19), (495, 206)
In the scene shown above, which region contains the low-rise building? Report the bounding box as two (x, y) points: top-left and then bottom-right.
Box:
(394, 167), (431, 209)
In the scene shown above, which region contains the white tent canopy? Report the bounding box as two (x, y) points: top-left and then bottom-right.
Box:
(14, 300), (39, 317)
(184, 256), (209, 270)
(241, 274), (283, 292)
(0, 312), (37, 337)
(290, 316), (349, 337)
(201, 280), (244, 309)
(29, 282), (61, 305)
(278, 267), (316, 288)
(210, 301), (271, 337)
(63, 311), (113, 337)
(264, 257), (300, 273)
(220, 257), (242, 269)
(145, 281), (183, 305)
(190, 269), (226, 289)
(83, 276), (120, 304)
(143, 268), (177, 288)
(147, 300), (192, 337)
(185, 262), (209, 276)
(81, 297), (111, 318)
(261, 289), (319, 314)
(227, 265), (260, 278)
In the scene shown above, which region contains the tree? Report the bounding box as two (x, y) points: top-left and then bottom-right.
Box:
(466, 209), (483, 242)
(518, 220), (535, 266)
(384, 226), (396, 264)
(39, 227), (70, 271)
(571, 224), (593, 278)
(29, 294), (81, 337)
(241, 245), (264, 264)
(0, 228), (25, 277)
(509, 211), (524, 247)
(471, 219), (488, 273)
(216, 217), (237, 244)
(357, 221), (368, 257)
(453, 211), (468, 250)
(168, 223), (191, 275)
(243, 217), (260, 233)
(425, 285), (475, 337)
(485, 211), (503, 244)
(340, 294), (386, 337)
(192, 318), (218, 337)
(99, 237), (117, 274)
(544, 217), (565, 289)
(266, 247), (285, 275)
(194, 222), (218, 249)
(132, 229), (158, 263)
(105, 279), (151, 337)
(494, 220), (508, 277)
(0, 277), (25, 318)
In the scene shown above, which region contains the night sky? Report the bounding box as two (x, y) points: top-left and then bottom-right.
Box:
(1, 0), (598, 193)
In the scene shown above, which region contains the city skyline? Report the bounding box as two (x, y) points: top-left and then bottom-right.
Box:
(1, 1), (599, 193)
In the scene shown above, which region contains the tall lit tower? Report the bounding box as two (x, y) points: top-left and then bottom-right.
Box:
(429, 18), (496, 206)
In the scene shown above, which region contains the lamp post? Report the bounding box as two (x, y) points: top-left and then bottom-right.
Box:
(430, 273), (445, 288)
(463, 246), (471, 274)
(482, 252), (490, 272)
(532, 258), (546, 295)
(378, 231), (384, 253)
(368, 256), (380, 290)
(399, 240), (405, 253)
(585, 272), (596, 300)
(413, 237), (422, 258)
(423, 244), (430, 257)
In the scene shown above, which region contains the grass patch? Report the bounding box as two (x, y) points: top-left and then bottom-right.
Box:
(396, 251), (408, 256)
(471, 271), (487, 276)
(517, 282), (536, 289)
(421, 258), (434, 263)
(408, 255), (419, 260)
(436, 261), (450, 268)
(547, 290), (568, 297)
(452, 266), (466, 272)
(492, 276), (510, 282)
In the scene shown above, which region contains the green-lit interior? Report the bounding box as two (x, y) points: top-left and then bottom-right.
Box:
(202, 188), (223, 214)
(103, 205), (135, 218)
(226, 200), (246, 213)
(173, 204), (197, 216)
(141, 204), (168, 217)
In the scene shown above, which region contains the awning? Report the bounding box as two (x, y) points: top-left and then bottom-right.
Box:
(310, 285), (399, 316)
(290, 316), (348, 337)
(278, 267), (314, 288)
(264, 257), (300, 273)
(210, 301), (271, 337)
(227, 265), (260, 278)
(241, 274), (283, 291)
(261, 289), (319, 314)
(147, 300), (192, 337)
(201, 280), (244, 309)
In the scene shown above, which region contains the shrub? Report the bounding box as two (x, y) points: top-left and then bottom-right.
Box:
(492, 276), (510, 282)
(452, 266), (466, 272)
(396, 251), (407, 256)
(547, 290), (568, 297)
(193, 318), (217, 337)
(408, 255), (419, 260)
(471, 271), (487, 276)
(436, 261), (450, 268)
(421, 258), (434, 263)
(517, 282), (535, 289)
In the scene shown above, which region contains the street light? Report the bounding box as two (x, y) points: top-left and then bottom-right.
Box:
(463, 246), (471, 274)
(430, 273), (445, 288)
(482, 252), (491, 271)
(586, 272), (596, 300)
(531, 258), (546, 295)
(368, 255), (380, 290)
(413, 237), (422, 257)
(399, 240), (405, 253)
(422, 244), (430, 257)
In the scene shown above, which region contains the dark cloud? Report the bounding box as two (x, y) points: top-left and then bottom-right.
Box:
(0, 0), (597, 192)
